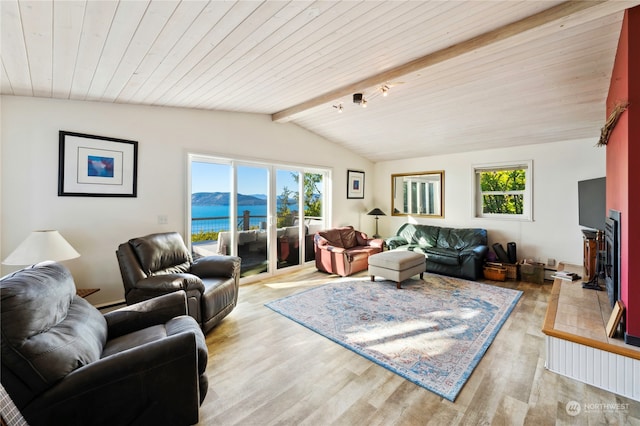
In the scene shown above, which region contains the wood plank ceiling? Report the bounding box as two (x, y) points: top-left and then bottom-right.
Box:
(1, 0), (638, 162)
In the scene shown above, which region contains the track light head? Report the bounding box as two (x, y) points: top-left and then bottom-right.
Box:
(353, 93), (363, 104)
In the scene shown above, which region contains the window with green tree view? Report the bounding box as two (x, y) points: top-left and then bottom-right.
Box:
(474, 161), (532, 220)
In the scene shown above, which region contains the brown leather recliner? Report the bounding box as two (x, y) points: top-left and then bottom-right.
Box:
(116, 232), (240, 334)
(314, 226), (384, 276)
(1, 262), (208, 426)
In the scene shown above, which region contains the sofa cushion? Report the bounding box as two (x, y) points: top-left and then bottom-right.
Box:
(459, 228), (488, 248)
(340, 227), (358, 249)
(318, 228), (344, 248)
(438, 227), (487, 250)
(424, 247), (460, 265)
(398, 223), (438, 248)
(436, 228), (454, 249)
(344, 247), (374, 262)
(102, 316), (207, 375)
(1, 262), (107, 394)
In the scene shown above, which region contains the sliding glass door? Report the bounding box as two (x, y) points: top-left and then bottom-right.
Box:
(276, 169), (300, 270)
(190, 161), (232, 258)
(236, 165), (269, 277)
(188, 154), (329, 281)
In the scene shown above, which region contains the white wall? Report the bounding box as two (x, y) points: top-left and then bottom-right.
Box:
(372, 139), (606, 266)
(1, 95), (607, 305)
(1, 96), (373, 305)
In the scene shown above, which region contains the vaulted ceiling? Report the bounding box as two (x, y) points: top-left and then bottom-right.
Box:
(2, 1), (638, 162)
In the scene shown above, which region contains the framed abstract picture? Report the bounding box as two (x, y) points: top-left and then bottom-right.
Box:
(347, 170), (365, 199)
(58, 131), (138, 197)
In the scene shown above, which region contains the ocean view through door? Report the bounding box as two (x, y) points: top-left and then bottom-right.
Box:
(189, 154), (329, 280)
(236, 165), (269, 277)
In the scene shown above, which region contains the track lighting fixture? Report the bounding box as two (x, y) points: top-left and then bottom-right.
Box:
(330, 83), (404, 113)
(353, 93), (368, 107)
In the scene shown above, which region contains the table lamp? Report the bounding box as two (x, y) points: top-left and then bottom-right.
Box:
(2, 230), (80, 265)
(367, 208), (386, 239)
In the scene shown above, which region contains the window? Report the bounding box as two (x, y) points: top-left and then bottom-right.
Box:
(474, 161), (532, 220)
(188, 153), (330, 280)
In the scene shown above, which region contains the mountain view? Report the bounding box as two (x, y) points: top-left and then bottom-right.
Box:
(192, 192), (266, 206)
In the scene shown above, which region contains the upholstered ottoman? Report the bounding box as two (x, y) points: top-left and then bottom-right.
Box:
(368, 250), (426, 288)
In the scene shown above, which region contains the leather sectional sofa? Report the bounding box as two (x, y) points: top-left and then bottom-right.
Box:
(385, 223), (488, 280)
(314, 225), (384, 276)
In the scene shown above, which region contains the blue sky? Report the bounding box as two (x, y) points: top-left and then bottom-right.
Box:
(191, 162), (298, 195)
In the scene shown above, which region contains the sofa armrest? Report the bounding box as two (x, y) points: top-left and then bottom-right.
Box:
(134, 273), (205, 293)
(314, 234), (331, 248)
(459, 245), (488, 259)
(191, 255), (240, 278)
(105, 291), (188, 338)
(314, 235), (346, 253)
(385, 236), (408, 250)
(25, 332), (200, 426)
(323, 246), (346, 254)
(459, 246), (488, 280)
(471, 245), (489, 259)
(367, 238), (385, 249)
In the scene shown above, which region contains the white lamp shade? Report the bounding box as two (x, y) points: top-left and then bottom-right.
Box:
(2, 230), (80, 265)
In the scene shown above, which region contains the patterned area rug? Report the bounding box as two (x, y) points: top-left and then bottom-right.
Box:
(265, 275), (522, 401)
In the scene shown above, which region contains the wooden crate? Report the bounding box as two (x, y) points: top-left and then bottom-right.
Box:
(520, 261), (545, 284)
(503, 263), (519, 280)
(483, 265), (507, 281)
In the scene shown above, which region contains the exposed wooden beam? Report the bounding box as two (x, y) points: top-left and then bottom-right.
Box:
(272, 0), (610, 122)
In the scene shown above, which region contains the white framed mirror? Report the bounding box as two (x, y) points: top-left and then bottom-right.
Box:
(391, 171), (444, 218)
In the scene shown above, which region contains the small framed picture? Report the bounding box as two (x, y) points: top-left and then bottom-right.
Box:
(58, 131), (138, 197)
(347, 170), (365, 199)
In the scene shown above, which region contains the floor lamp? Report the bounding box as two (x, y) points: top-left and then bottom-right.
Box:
(367, 208), (386, 239)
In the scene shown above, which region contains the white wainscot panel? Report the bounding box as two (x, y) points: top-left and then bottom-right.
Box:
(546, 336), (639, 401)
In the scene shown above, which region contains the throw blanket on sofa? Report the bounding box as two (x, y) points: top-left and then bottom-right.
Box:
(386, 223), (488, 280)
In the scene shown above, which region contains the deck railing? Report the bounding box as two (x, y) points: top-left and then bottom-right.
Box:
(191, 213), (267, 234)
(191, 211), (321, 240)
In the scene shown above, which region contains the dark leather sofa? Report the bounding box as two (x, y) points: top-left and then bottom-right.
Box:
(385, 223), (488, 280)
(1, 262), (208, 426)
(314, 226), (384, 276)
(116, 232), (240, 334)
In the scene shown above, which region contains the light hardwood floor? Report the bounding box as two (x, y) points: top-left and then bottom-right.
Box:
(198, 267), (640, 426)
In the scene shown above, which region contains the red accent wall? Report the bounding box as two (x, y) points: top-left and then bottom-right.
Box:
(606, 7), (640, 339)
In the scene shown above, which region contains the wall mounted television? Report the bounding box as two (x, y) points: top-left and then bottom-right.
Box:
(578, 177), (606, 231)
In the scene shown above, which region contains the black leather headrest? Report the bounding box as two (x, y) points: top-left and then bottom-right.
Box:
(128, 232), (192, 275)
